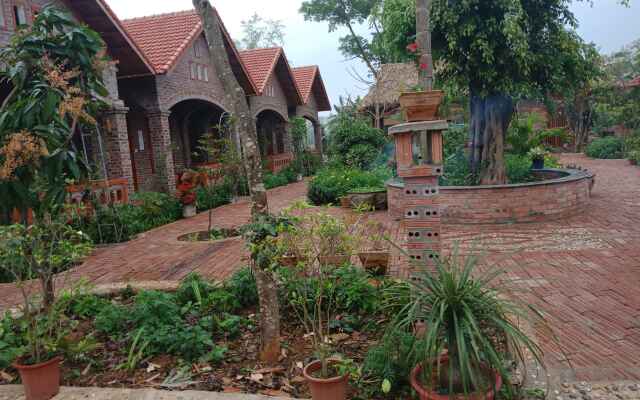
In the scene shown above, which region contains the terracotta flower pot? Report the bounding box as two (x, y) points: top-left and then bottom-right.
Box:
(318, 255), (350, 266)
(399, 90), (445, 122)
(303, 360), (349, 400)
(358, 251), (389, 275)
(410, 355), (502, 400)
(13, 357), (63, 400)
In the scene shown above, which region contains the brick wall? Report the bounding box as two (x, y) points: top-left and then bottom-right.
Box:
(155, 34), (231, 112)
(250, 73), (290, 121)
(388, 170), (594, 225)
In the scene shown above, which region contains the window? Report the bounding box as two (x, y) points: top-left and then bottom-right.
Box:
(13, 3), (27, 27)
(194, 41), (201, 58)
(197, 64), (203, 81)
(190, 63), (197, 80)
(203, 67), (209, 82)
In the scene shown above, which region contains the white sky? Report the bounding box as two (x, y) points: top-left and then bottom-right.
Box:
(106, 0), (640, 111)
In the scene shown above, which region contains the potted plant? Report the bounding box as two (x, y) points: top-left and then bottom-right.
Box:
(399, 86), (445, 123)
(390, 245), (545, 400)
(528, 146), (548, 170)
(346, 186), (388, 210)
(278, 208), (358, 399)
(0, 221), (92, 400)
(358, 220), (390, 275)
(176, 170), (207, 218)
(628, 150), (640, 166)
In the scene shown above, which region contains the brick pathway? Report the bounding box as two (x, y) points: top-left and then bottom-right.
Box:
(444, 154), (640, 381)
(0, 181), (308, 312)
(1, 154), (639, 382)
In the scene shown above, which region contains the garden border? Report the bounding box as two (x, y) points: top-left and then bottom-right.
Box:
(387, 168), (595, 224)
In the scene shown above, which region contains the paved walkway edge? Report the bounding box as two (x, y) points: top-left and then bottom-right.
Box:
(0, 386), (296, 400)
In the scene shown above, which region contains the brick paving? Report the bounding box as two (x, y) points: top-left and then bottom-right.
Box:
(443, 154), (640, 381)
(1, 154), (639, 382)
(0, 181), (308, 312)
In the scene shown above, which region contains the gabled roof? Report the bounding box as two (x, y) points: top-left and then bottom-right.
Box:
(63, 0), (154, 77)
(239, 47), (303, 105)
(121, 9), (256, 95)
(292, 66), (331, 112)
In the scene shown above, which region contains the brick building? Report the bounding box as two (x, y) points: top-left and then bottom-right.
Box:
(0, 1), (331, 195)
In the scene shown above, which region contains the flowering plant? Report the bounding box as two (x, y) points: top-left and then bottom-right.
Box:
(176, 170), (207, 206)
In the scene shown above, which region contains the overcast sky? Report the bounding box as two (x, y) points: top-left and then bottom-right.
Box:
(107, 0), (640, 111)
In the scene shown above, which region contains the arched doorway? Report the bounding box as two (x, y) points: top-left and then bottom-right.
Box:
(256, 109), (287, 158)
(169, 99), (229, 172)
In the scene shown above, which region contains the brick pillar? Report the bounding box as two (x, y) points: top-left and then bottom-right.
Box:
(147, 110), (176, 193)
(102, 105), (134, 194)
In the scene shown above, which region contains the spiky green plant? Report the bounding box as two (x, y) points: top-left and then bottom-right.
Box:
(389, 245), (546, 396)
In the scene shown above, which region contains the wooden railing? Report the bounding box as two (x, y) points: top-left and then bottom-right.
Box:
(267, 152), (294, 173)
(10, 178), (130, 224)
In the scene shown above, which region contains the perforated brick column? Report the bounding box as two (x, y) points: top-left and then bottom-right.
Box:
(102, 105), (135, 194)
(389, 120), (448, 278)
(147, 110), (176, 193)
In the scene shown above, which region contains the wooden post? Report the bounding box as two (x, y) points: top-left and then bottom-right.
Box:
(416, 0), (433, 91)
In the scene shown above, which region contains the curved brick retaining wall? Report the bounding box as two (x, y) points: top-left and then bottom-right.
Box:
(387, 169), (595, 224)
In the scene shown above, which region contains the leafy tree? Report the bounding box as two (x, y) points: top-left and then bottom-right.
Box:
(193, 0), (277, 365)
(300, 0), (382, 77)
(0, 7), (108, 222)
(238, 13), (285, 50)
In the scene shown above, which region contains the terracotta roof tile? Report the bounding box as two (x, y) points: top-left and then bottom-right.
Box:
(122, 10), (202, 74)
(291, 66), (318, 104)
(238, 47), (282, 95)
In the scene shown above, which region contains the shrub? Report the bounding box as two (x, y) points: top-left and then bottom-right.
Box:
(586, 136), (624, 159)
(196, 181), (233, 212)
(443, 124), (468, 159)
(263, 172), (290, 189)
(506, 153), (536, 183)
(327, 111), (387, 169)
(226, 268), (258, 309)
(307, 167), (392, 205)
(69, 191), (182, 244)
(440, 150), (478, 186)
(0, 314), (26, 369)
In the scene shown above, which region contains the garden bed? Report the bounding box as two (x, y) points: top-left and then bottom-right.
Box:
(177, 228), (241, 242)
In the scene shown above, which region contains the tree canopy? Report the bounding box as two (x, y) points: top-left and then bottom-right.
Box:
(0, 6), (108, 220)
(238, 13), (285, 50)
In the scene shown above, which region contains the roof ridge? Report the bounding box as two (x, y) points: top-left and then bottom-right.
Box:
(122, 9), (196, 23)
(239, 46), (282, 53)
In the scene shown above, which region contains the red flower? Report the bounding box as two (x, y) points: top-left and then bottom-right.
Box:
(419, 63), (428, 70)
(406, 42), (418, 53)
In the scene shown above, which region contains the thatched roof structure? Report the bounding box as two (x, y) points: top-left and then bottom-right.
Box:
(361, 63), (419, 109)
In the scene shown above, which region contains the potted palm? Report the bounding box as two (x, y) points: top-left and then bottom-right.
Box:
(528, 146), (548, 170)
(0, 222), (92, 400)
(391, 246), (545, 400)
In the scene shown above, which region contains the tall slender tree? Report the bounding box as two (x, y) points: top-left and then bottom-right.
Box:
(192, 0), (280, 364)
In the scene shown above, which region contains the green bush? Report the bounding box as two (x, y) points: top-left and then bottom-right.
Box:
(307, 167), (392, 205)
(506, 153), (536, 183)
(0, 313), (26, 369)
(226, 267), (258, 309)
(69, 191), (182, 244)
(327, 111), (387, 169)
(440, 150), (478, 186)
(263, 172), (291, 189)
(444, 124), (468, 159)
(586, 136), (624, 159)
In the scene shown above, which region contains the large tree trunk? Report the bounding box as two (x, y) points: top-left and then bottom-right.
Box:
(193, 0), (279, 364)
(469, 93), (514, 185)
(416, 0), (433, 91)
(569, 93), (591, 153)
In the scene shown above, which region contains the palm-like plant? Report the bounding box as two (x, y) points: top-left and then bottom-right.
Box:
(390, 246), (546, 397)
